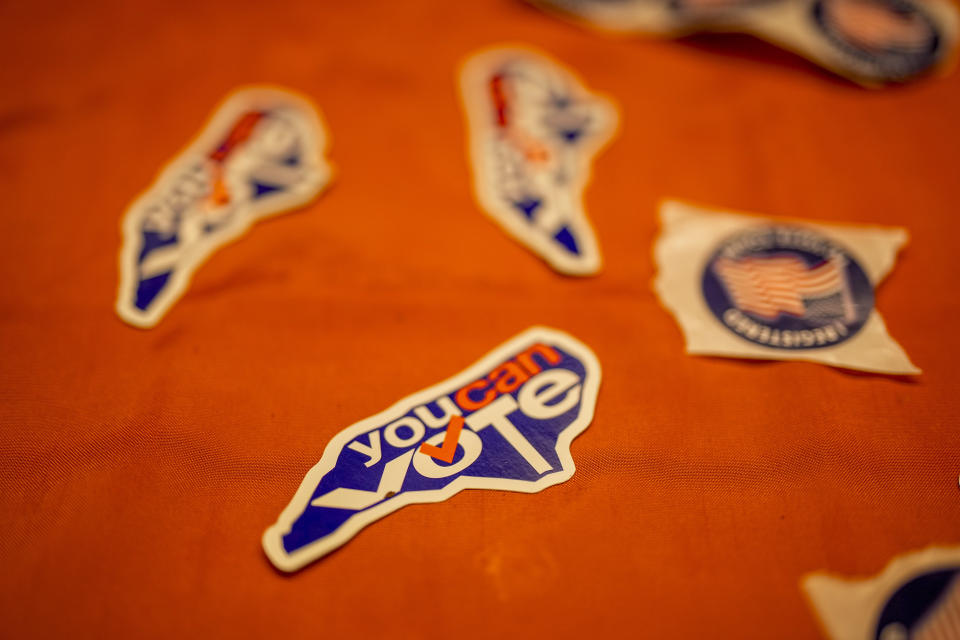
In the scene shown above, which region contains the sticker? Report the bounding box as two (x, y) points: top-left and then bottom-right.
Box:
(809, 0), (945, 82)
(527, 0), (958, 86)
(703, 226), (874, 350)
(654, 200), (919, 374)
(804, 546), (960, 640)
(116, 87), (332, 328)
(262, 326), (601, 572)
(459, 46), (617, 276)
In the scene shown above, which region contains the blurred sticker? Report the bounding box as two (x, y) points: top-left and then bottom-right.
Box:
(116, 86), (332, 328)
(263, 326), (601, 571)
(459, 46), (617, 276)
(528, 0), (958, 86)
(654, 200), (919, 374)
(804, 547), (960, 640)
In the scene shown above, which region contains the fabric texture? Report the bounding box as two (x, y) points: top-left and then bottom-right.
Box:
(0, 1), (958, 638)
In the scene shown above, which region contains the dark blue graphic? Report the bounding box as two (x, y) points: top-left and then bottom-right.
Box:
(875, 568), (960, 639)
(702, 226), (874, 350)
(553, 225), (579, 254)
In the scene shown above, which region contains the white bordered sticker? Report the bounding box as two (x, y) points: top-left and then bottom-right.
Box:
(116, 86), (333, 328)
(653, 200), (919, 374)
(263, 326), (601, 572)
(459, 45), (618, 276)
(804, 546), (960, 640)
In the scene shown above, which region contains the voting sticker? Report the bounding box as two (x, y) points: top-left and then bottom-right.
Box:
(116, 86), (332, 328)
(263, 326), (601, 571)
(654, 200), (919, 374)
(527, 0), (959, 86)
(459, 45), (617, 276)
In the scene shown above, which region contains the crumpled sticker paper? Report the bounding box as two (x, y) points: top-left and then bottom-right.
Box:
(654, 200), (919, 374)
(803, 546), (960, 640)
(528, 0), (959, 87)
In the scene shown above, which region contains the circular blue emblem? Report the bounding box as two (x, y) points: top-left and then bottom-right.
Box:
(811, 0), (942, 81)
(874, 568), (960, 639)
(701, 226), (873, 350)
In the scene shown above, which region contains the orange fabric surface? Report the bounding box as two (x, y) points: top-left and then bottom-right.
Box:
(1, 1), (959, 638)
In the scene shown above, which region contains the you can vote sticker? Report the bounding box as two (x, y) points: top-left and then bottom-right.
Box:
(262, 326), (601, 572)
(702, 226), (874, 350)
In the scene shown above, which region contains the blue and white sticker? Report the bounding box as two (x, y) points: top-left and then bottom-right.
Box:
(804, 547), (960, 640)
(654, 200), (919, 374)
(116, 87), (332, 328)
(262, 326), (601, 572)
(702, 226), (874, 350)
(460, 46), (617, 276)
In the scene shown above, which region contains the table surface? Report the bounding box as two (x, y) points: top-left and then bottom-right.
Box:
(1, 1), (958, 638)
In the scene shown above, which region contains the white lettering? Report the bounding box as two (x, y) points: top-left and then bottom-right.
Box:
(518, 369), (581, 420)
(465, 395), (552, 474)
(310, 450), (414, 511)
(346, 430), (382, 467)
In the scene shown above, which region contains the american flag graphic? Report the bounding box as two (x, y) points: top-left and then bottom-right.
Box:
(826, 0), (933, 54)
(909, 574), (960, 640)
(713, 253), (855, 322)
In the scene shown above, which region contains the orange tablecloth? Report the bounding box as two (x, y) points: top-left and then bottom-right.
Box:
(1, 1), (958, 637)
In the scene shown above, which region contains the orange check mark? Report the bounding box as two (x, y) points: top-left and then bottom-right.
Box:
(419, 415), (465, 464)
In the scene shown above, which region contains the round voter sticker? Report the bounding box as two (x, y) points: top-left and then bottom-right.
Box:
(701, 225), (874, 350)
(812, 0), (942, 80)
